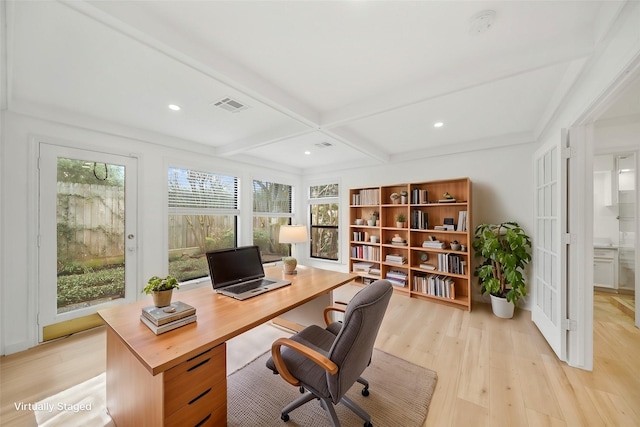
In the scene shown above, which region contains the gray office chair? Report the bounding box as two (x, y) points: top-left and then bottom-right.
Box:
(266, 279), (393, 427)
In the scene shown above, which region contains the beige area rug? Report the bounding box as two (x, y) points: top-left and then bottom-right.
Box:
(35, 323), (436, 427)
(227, 349), (437, 427)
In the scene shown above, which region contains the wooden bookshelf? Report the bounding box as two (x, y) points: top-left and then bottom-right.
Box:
(349, 178), (472, 311)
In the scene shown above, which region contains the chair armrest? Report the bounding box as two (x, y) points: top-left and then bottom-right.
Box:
(323, 305), (346, 326)
(271, 337), (339, 387)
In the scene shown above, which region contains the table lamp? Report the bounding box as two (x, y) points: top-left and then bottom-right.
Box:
(278, 225), (308, 274)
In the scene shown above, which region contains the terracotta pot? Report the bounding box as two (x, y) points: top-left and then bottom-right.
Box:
(152, 289), (173, 307)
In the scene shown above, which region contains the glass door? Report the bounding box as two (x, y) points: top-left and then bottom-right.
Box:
(38, 143), (137, 341)
(532, 131), (567, 361)
(616, 153), (636, 314)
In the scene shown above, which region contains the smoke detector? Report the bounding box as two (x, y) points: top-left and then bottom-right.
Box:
(212, 97), (249, 113)
(469, 10), (496, 35)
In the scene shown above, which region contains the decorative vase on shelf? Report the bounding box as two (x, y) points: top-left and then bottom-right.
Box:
(392, 234), (403, 243)
(390, 193), (400, 204)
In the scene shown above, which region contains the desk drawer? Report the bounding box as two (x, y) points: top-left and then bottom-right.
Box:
(164, 383), (226, 427)
(164, 343), (226, 417)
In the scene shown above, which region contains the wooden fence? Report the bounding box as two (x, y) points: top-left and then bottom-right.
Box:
(57, 182), (125, 262)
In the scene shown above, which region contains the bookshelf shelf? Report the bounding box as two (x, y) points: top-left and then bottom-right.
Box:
(349, 178), (472, 311)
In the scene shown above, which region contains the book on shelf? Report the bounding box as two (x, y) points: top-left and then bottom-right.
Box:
(352, 189), (379, 206)
(385, 272), (407, 287)
(456, 210), (468, 232)
(419, 263), (436, 270)
(353, 262), (373, 272)
(436, 253), (465, 275)
(412, 274), (456, 299)
(438, 198), (456, 203)
(351, 245), (380, 261)
(410, 189), (429, 205)
(385, 254), (407, 264)
(140, 314), (197, 335)
(369, 268), (381, 276)
(386, 269), (407, 280)
(411, 210), (428, 229)
(141, 301), (196, 326)
(422, 240), (446, 249)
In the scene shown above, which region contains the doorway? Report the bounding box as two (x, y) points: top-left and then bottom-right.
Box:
(593, 152), (636, 324)
(38, 143), (138, 341)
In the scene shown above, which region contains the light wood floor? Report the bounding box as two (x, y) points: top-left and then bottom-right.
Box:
(1, 285), (639, 427)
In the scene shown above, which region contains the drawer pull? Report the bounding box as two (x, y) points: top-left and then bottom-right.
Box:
(187, 348), (212, 362)
(194, 413), (211, 427)
(188, 387), (212, 405)
(187, 358), (211, 372)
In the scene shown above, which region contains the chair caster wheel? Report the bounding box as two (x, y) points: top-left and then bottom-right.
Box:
(361, 387), (369, 396)
(299, 386), (305, 393)
(364, 422), (373, 427)
(281, 413), (290, 422)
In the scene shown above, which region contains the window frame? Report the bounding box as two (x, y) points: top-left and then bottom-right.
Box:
(252, 179), (295, 263)
(308, 182), (340, 262)
(167, 165), (240, 283)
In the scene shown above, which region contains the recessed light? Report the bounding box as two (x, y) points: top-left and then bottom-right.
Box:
(168, 104), (181, 111)
(434, 122), (444, 128)
(304, 151), (311, 155)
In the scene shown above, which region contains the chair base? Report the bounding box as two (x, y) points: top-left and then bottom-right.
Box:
(281, 390), (372, 427)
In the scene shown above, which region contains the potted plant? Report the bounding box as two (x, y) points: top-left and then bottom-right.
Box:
(396, 213), (406, 228)
(472, 221), (532, 318)
(143, 275), (180, 307)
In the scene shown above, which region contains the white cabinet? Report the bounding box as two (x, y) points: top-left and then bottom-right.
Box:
(593, 248), (618, 289)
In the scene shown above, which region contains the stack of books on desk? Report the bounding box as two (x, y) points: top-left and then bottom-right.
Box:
(140, 301), (197, 335)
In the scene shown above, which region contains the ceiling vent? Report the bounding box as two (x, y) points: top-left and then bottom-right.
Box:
(314, 141), (333, 148)
(212, 97), (249, 113)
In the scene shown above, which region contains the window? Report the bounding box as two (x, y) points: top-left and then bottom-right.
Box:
(309, 183), (339, 261)
(253, 180), (293, 263)
(168, 167), (238, 281)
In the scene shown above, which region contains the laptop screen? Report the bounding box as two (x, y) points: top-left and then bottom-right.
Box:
(206, 246), (265, 289)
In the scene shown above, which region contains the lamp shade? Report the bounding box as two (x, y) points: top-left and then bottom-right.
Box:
(279, 225), (308, 244)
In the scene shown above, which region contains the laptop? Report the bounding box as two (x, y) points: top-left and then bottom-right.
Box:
(206, 245), (291, 300)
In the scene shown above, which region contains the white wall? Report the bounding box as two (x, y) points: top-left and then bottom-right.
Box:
(0, 112), (302, 355)
(303, 141), (537, 306)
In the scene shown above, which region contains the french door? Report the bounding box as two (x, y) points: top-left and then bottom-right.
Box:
(531, 131), (568, 361)
(38, 143), (138, 340)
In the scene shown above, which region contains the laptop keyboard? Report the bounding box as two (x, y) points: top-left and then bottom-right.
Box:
(226, 279), (274, 294)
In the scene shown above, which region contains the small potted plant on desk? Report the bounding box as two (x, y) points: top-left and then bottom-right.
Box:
(143, 275), (180, 307)
(472, 221), (531, 318)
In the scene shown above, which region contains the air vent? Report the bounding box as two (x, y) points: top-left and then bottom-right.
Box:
(212, 97), (249, 113)
(313, 142), (333, 148)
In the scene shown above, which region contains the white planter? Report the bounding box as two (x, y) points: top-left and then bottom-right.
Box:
(490, 294), (515, 319)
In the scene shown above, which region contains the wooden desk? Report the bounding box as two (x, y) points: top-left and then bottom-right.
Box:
(98, 266), (356, 427)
